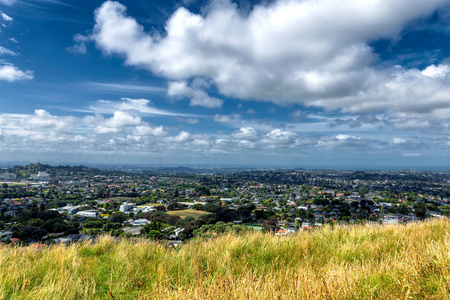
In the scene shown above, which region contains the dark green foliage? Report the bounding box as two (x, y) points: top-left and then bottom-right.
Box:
(167, 202), (187, 211)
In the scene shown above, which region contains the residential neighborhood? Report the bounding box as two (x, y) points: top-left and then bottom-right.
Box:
(0, 163), (449, 245)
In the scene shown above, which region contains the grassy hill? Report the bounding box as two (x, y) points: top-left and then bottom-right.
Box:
(1, 220), (450, 299)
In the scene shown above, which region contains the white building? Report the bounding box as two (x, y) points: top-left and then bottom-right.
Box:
(30, 171), (50, 180)
(76, 210), (99, 218)
(119, 202), (136, 213)
(128, 219), (150, 227)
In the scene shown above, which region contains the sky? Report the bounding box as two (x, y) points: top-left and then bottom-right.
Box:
(1, 0), (450, 168)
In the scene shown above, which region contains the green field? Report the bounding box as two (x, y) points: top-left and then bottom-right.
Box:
(1, 219), (450, 299)
(0, 182), (27, 186)
(141, 203), (166, 207)
(244, 224), (263, 231)
(166, 209), (212, 219)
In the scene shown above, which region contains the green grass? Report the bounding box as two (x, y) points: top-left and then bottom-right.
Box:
(1, 220), (450, 299)
(140, 203), (166, 207)
(166, 209), (212, 219)
(0, 182), (28, 186)
(244, 224), (263, 231)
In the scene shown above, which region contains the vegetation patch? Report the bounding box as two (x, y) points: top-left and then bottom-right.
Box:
(1, 220), (450, 299)
(166, 209), (213, 219)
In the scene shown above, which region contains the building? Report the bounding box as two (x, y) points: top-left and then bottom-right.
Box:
(30, 172), (50, 181)
(128, 219), (150, 227)
(0, 172), (17, 181)
(76, 210), (99, 218)
(119, 202), (136, 213)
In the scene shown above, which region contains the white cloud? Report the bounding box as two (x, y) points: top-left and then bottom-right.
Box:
(262, 129), (298, 147)
(95, 111), (142, 133)
(391, 137), (407, 144)
(213, 113), (241, 123)
(0, 65), (33, 82)
(335, 134), (356, 141)
(165, 131), (191, 143)
(88, 97), (195, 117)
(0, 46), (17, 56)
(167, 81), (223, 108)
(133, 125), (167, 137)
(67, 43), (87, 54)
(0, 108), (448, 163)
(87, 0), (450, 120)
(402, 153), (422, 157)
(0, 12), (13, 21)
(316, 134), (376, 149)
(421, 64), (450, 78)
(9, 38), (18, 43)
(67, 34), (91, 54)
(232, 127), (258, 140)
(85, 82), (165, 93)
(26, 109), (74, 133)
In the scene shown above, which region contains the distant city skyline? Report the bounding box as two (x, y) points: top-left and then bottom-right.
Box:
(1, 0), (450, 167)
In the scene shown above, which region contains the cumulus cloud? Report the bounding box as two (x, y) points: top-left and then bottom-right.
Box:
(165, 131), (191, 143)
(231, 127), (258, 140)
(95, 111), (142, 133)
(86, 0), (450, 121)
(25, 109), (74, 133)
(261, 129), (299, 147)
(2, 107), (448, 163)
(317, 134), (368, 149)
(133, 125), (167, 137)
(0, 65), (33, 82)
(167, 81), (223, 108)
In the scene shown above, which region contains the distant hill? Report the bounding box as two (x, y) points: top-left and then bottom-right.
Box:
(6, 163), (117, 179)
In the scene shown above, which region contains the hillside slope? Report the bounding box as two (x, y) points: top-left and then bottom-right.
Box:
(1, 220), (449, 299)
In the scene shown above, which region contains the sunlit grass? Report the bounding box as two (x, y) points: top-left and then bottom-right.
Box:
(166, 209), (212, 219)
(1, 220), (450, 299)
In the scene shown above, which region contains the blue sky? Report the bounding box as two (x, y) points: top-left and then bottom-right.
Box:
(1, 0), (450, 168)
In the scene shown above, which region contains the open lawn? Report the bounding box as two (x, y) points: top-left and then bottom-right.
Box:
(166, 209), (212, 219)
(1, 220), (450, 299)
(244, 224), (263, 231)
(0, 182), (27, 186)
(141, 203), (166, 207)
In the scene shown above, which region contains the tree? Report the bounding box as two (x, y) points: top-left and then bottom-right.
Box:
(167, 202), (187, 211)
(110, 212), (127, 223)
(415, 202), (428, 220)
(192, 204), (205, 211)
(262, 219), (277, 233)
(147, 230), (163, 240)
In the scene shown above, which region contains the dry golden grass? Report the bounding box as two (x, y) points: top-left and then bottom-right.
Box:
(1, 220), (450, 299)
(166, 209), (212, 219)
